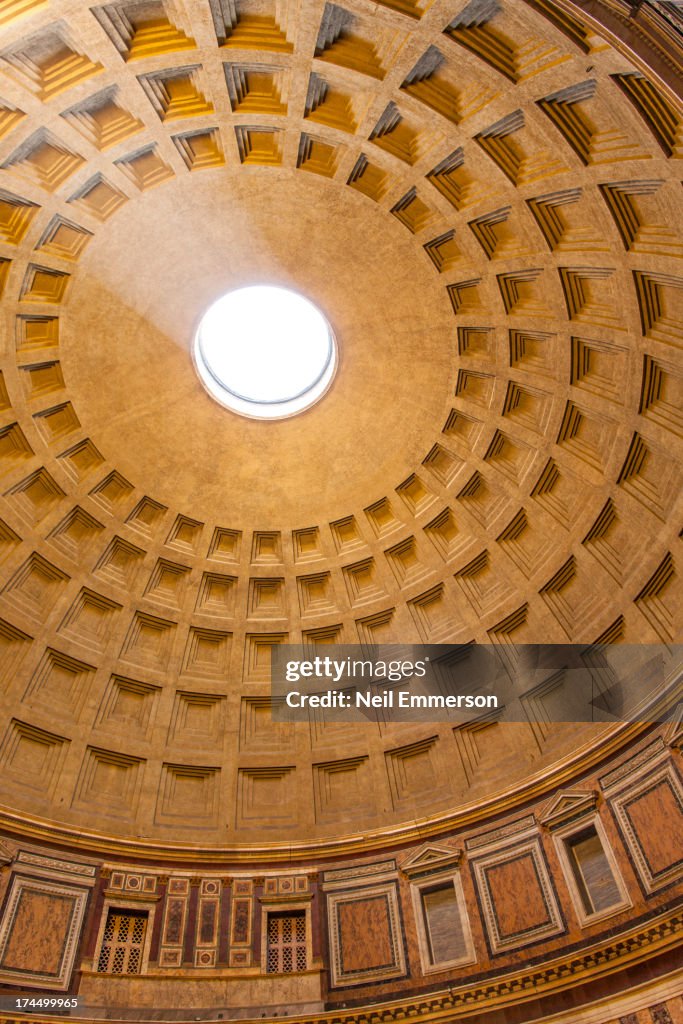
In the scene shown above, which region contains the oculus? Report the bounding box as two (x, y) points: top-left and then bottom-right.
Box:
(193, 285), (337, 419)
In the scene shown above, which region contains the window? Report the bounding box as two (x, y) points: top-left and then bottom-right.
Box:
(409, 872), (474, 973)
(266, 910), (307, 973)
(97, 908), (148, 975)
(565, 826), (623, 916)
(553, 817), (631, 925)
(421, 883), (469, 966)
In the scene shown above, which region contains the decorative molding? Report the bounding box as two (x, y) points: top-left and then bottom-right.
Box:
(607, 760), (683, 894)
(326, 880), (406, 988)
(664, 703), (683, 750)
(263, 874), (311, 898)
(539, 789), (600, 830)
(400, 843), (463, 878)
(465, 814), (536, 851)
(15, 850), (97, 885)
(323, 859), (396, 889)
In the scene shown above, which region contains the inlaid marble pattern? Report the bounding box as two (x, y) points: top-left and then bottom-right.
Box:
(0, 875), (89, 989)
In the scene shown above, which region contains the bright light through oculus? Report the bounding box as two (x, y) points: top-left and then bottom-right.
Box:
(193, 286), (337, 419)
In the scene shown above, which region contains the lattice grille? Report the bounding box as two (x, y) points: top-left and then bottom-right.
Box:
(97, 909), (148, 974)
(266, 911), (307, 973)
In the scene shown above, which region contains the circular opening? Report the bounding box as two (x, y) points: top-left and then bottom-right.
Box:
(193, 285), (337, 419)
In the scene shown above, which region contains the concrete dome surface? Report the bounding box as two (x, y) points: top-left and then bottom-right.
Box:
(0, 0), (680, 1019)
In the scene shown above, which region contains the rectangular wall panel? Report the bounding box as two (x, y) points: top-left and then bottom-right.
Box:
(325, 873), (406, 988)
(470, 833), (564, 954)
(0, 876), (89, 990)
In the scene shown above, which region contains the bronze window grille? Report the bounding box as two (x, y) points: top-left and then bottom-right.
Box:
(97, 908), (148, 975)
(266, 910), (307, 973)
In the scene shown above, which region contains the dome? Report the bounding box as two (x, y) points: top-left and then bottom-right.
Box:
(0, 0), (680, 1018)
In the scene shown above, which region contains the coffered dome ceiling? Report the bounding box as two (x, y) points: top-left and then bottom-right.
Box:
(0, 0), (680, 854)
